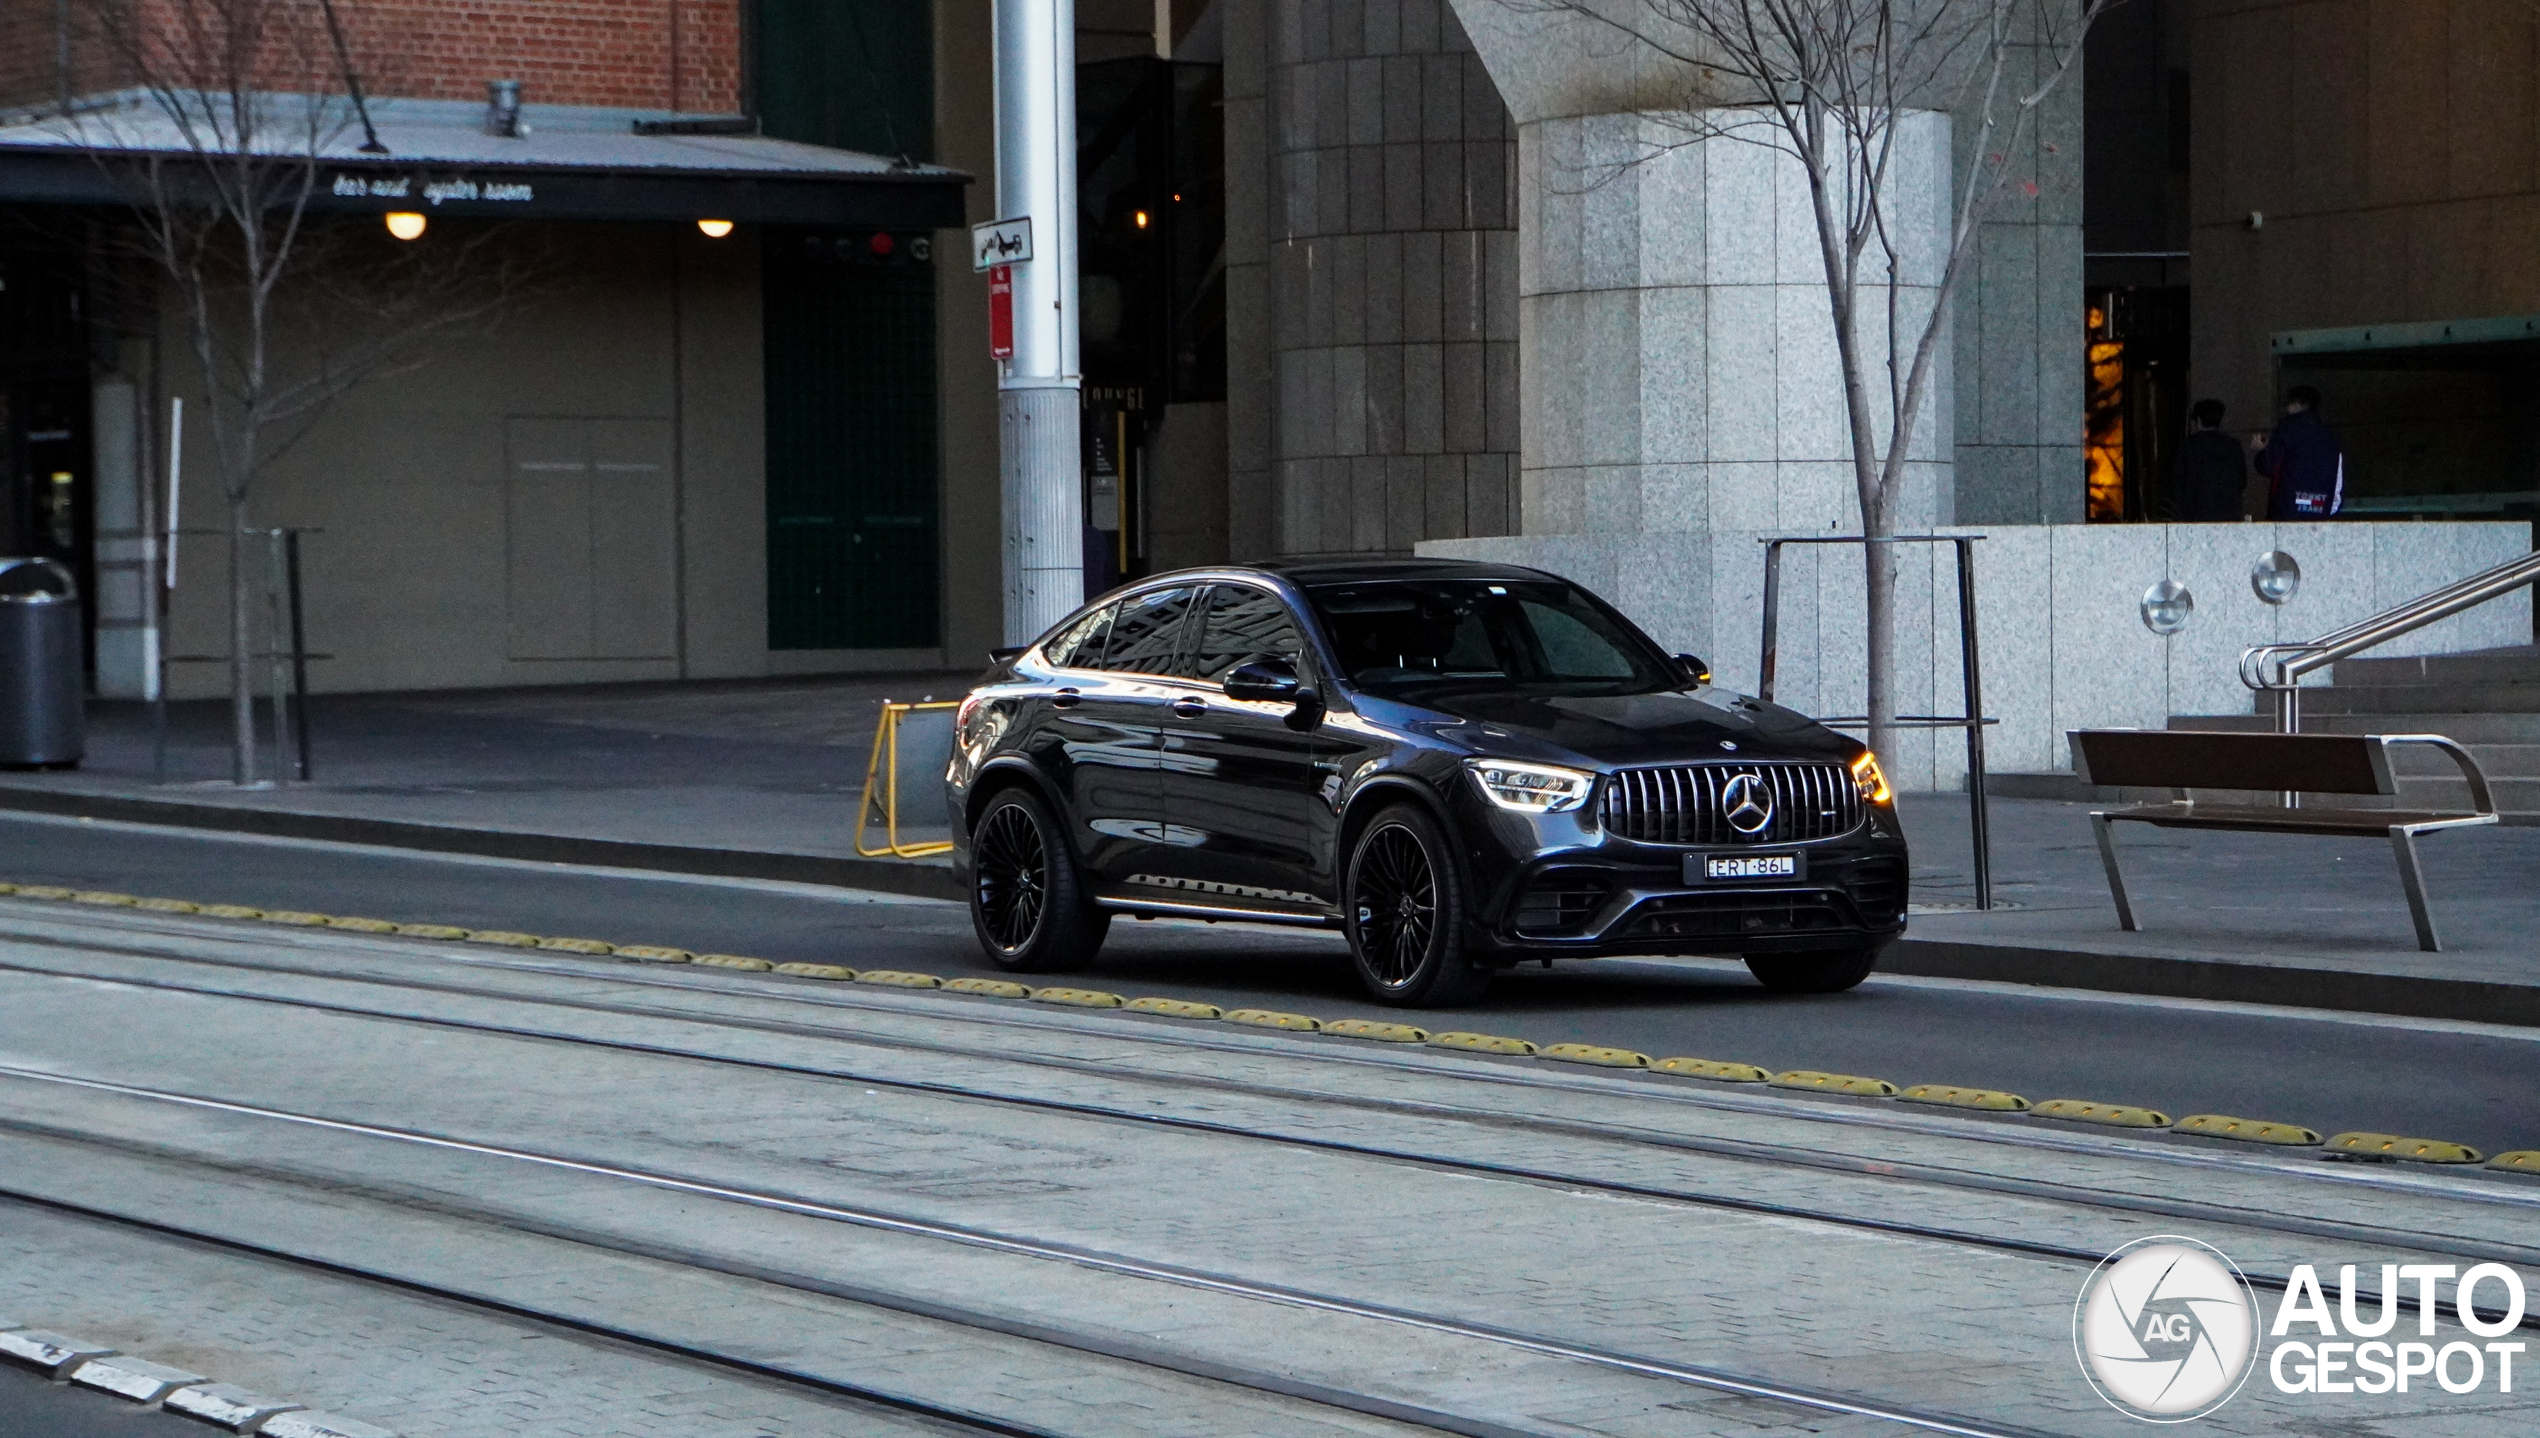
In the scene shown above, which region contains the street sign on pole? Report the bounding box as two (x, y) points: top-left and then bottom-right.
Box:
(972, 217), (1032, 271)
(988, 266), (1015, 359)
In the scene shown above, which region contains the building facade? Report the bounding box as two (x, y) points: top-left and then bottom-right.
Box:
(1, 0), (2531, 787)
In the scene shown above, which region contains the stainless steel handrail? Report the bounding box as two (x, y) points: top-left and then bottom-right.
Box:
(2239, 549), (2540, 735)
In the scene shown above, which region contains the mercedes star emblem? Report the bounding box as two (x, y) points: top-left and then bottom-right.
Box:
(1720, 771), (1775, 835)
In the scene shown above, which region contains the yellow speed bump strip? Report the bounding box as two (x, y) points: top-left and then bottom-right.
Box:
(1321, 1019), (1429, 1043)
(1032, 987), (1126, 1008)
(323, 917), (402, 934)
(858, 970), (943, 989)
(2325, 1131), (2482, 1164)
(259, 910), (330, 927)
(1654, 1057), (1769, 1083)
(135, 898), (201, 914)
(693, 953), (774, 972)
(14, 886), (71, 900)
(398, 924), (472, 941)
(72, 891), (138, 907)
(1225, 1009), (1321, 1032)
(1771, 1070), (1897, 1097)
(2032, 1099), (2171, 1129)
(1900, 1084), (2029, 1112)
(614, 945), (691, 963)
(200, 904), (264, 920)
(1125, 996), (1222, 1019)
(1540, 1043), (1651, 1070)
(2176, 1114), (2321, 1146)
(944, 977), (1030, 998)
(1428, 1031), (1536, 1056)
(2486, 1151), (2540, 1174)
(773, 962), (855, 980)
(463, 931), (542, 948)
(538, 937), (617, 956)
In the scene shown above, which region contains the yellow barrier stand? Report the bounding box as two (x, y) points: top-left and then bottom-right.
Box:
(855, 699), (960, 858)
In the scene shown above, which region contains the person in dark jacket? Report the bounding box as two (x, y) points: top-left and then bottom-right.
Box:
(2171, 399), (2248, 520)
(2255, 385), (2346, 519)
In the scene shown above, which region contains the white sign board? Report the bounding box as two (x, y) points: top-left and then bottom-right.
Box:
(971, 217), (1032, 271)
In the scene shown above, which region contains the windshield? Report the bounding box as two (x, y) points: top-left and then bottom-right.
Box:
(1303, 578), (1680, 698)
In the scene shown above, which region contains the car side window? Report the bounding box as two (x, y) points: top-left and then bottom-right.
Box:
(1190, 585), (1304, 684)
(1042, 603), (1115, 671)
(1100, 587), (1198, 675)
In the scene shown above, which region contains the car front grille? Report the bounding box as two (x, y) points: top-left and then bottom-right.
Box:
(1625, 891), (1851, 941)
(1600, 762), (1863, 846)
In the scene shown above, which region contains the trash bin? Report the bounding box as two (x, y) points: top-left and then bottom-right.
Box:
(0, 558), (82, 769)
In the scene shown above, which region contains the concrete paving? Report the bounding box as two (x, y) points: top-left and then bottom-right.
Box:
(3, 905), (2534, 1436)
(8, 680), (2540, 1023)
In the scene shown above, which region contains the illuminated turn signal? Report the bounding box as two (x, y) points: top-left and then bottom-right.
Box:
(384, 211), (426, 241)
(1850, 751), (1892, 805)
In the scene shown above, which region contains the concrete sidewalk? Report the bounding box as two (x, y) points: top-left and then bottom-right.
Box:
(6, 680), (2537, 1023)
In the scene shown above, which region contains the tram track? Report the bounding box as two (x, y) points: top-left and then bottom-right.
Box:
(3, 916), (2537, 1274)
(0, 1063), (2067, 1438)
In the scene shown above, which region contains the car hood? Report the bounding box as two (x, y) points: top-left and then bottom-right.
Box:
(1408, 688), (1860, 769)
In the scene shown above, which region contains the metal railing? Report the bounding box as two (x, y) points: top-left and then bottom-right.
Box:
(2239, 548), (2540, 734)
(856, 700), (959, 858)
(1759, 535), (1996, 909)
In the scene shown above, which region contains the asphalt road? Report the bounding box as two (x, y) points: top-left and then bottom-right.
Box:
(5, 811), (2538, 1157)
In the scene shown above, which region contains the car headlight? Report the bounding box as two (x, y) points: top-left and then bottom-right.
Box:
(1466, 759), (1595, 813)
(1851, 751), (1892, 804)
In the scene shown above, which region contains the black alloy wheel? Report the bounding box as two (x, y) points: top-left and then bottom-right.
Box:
(1345, 804), (1489, 1007)
(1742, 946), (1881, 994)
(970, 787), (1107, 972)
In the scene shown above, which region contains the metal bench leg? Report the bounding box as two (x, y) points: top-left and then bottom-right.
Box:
(2092, 814), (2138, 932)
(2390, 827), (2442, 953)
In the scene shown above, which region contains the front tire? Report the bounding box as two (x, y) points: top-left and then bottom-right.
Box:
(1743, 946), (1881, 994)
(1344, 804), (1490, 1008)
(969, 787), (1109, 973)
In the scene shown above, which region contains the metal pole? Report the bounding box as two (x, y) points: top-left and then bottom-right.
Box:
(286, 529), (312, 781)
(1954, 538), (1991, 910)
(266, 530), (292, 785)
(994, 0), (1085, 646)
(1757, 541), (1784, 703)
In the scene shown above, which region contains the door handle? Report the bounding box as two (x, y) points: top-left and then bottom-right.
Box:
(1171, 696), (1208, 717)
(1052, 687), (1081, 709)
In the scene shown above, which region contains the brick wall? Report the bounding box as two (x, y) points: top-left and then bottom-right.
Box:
(0, 1), (743, 117)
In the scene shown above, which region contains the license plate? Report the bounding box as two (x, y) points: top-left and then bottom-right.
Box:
(1690, 852), (1803, 883)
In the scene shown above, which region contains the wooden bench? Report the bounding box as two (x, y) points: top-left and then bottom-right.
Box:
(2069, 729), (2498, 952)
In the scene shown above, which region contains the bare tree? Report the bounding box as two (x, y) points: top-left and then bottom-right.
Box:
(65, 0), (530, 783)
(1507, 0), (2108, 763)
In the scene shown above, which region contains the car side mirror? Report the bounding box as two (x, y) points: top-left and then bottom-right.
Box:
(1224, 658), (1302, 703)
(1674, 653), (1711, 685)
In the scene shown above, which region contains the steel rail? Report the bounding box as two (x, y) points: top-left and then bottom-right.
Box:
(6, 941), (2540, 1312)
(0, 1189), (1064, 1438)
(0, 1061), (2067, 1438)
(2240, 549), (2540, 733)
(38, 908), (2540, 1212)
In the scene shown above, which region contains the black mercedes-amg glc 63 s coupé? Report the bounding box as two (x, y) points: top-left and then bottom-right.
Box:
(947, 560), (1908, 1006)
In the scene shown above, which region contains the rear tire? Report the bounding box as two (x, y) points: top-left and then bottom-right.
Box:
(1344, 804), (1490, 1008)
(969, 787), (1109, 973)
(1742, 946), (1880, 994)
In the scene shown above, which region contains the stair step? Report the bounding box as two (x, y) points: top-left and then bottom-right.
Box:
(2296, 683), (2540, 715)
(1981, 771), (2540, 820)
(2332, 645), (2540, 688)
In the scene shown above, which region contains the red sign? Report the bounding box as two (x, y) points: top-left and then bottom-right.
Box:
(988, 265), (1014, 360)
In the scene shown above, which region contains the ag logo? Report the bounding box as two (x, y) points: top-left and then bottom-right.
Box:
(1719, 770), (1774, 835)
(2075, 1237), (2259, 1422)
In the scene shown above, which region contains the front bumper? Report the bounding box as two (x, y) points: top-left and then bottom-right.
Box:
(1449, 782), (1910, 959)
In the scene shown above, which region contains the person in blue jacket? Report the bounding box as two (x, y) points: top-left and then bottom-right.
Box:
(2254, 385), (2345, 519)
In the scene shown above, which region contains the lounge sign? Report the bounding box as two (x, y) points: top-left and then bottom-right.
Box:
(330, 172), (536, 206)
